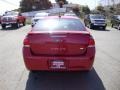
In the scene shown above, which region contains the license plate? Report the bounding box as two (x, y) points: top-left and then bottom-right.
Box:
(50, 60), (66, 69)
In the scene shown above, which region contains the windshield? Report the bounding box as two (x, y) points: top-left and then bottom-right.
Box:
(90, 15), (105, 19)
(4, 11), (18, 16)
(34, 18), (86, 31)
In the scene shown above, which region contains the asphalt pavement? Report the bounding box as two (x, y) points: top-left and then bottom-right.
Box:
(0, 25), (120, 90)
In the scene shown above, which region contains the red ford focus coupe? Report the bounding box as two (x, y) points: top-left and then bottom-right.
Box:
(23, 16), (95, 71)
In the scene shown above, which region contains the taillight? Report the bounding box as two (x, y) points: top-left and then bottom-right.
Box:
(88, 36), (95, 47)
(23, 36), (30, 47)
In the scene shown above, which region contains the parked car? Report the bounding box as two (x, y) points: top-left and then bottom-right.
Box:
(0, 17), (1, 24)
(31, 12), (49, 27)
(64, 13), (77, 17)
(23, 16), (96, 71)
(1, 11), (26, 29)
(84, 14), (107, 30)
(0, 15), (2, 24)
(111, 15), (120, 30)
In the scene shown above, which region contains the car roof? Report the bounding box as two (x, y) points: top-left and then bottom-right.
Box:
(35, 12), (49, 16)
(64, 13), (76, 16)
(113, 15), (120, 16)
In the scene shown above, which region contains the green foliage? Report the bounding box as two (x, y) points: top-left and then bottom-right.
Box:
(72, 5), (80, 12)
(72, 5), (80, 17)
(82, 6), (90, 14)
(55, 0), (68, 4)
(20, 0), (52, 12)
(96, 5), (104, 12)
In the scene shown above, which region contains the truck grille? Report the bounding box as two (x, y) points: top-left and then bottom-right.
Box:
(95, 20), (105, 23)
(2, 17), (12, 21)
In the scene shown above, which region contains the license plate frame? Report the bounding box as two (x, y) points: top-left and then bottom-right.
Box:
(50, 60), (66, 69)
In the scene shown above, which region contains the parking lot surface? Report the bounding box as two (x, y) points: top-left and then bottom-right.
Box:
(0, 25), (120, 90)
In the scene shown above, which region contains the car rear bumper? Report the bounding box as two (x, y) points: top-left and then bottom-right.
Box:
(23, 47), (95, 71)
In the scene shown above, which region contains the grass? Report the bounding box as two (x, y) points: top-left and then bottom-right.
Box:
(26, 17), (32, 25)
(106, 19), (111, 27)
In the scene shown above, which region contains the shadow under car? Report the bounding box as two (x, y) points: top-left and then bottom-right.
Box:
(25, 68), (105, 90)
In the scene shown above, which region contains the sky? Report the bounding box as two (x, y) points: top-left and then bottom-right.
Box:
(0, 0), (119, 15)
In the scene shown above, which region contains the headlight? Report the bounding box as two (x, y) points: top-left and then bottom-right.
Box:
(91, 20), (95, 23)
(1, 17), (4, 20)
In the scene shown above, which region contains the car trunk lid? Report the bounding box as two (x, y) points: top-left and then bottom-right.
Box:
(28, 31), (90, 56)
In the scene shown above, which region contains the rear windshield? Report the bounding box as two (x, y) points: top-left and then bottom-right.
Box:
(4, 11), (18, 16)
(90, 15), (105, 19)
(33, 18), (86, 31)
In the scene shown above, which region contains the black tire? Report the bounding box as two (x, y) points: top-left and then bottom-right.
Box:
(111, 24), (114, 28)
(31, 24), (34, 27)
(103, 26), (106, 30)
(84, 22), (87, 26)
(30, 70), (38, 73)
(11, 24), (15, 28)
(1, 24), (6, 29)
(89, 24), (93, 29)
(117, 24), (120, 30)
(23, 21), (26, 26)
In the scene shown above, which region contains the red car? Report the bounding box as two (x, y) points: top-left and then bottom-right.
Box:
(1, 11), (26, 29)
(23, 16), (95, 71)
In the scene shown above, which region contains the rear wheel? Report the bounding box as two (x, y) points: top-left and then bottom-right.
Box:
(1, 24), (6, 29)
(89, 24), (93, 29)
(84, 22), (87, 26)
(23, 21), (26, 26)
(111, 24), (114, 28)
(117, 24), (120, 30)
(102, 26), (106, 30)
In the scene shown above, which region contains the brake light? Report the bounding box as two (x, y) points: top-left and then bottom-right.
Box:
(88, 36), (95, 47)
(23, 36), (30, 47)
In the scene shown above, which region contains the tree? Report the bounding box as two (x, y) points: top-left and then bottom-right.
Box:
(96, 5), (105, 14)
(96, 5), (104, 12)
(20, 0), (52, 12)
(82, 6), (90, 14)
(72, 5), (80, 13)
(55, 0), (68, 4)
(55, 0), (68, 8)
(72, 5), (80, 17)
(58, 1), (64, 8)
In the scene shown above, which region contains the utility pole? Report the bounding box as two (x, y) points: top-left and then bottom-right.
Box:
(111, 0), (115, 8)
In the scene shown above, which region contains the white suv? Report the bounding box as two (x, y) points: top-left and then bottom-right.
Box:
(31, 12), (49, 27)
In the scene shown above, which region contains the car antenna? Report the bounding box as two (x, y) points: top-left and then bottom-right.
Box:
(59, 12), (61, 18)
